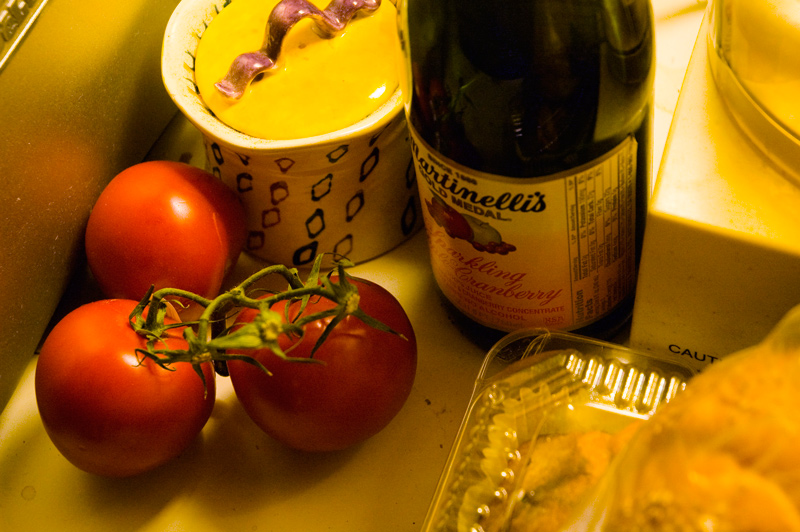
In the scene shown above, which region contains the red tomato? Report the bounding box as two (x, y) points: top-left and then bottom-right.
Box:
(227, 278), (417, 452)
(34, 299), (216, 477)
(85, 161), (246, 305)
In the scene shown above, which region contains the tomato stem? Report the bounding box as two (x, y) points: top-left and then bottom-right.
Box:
(128, 254), (399, 379)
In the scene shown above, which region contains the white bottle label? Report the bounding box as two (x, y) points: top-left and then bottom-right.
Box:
(410, 128), (638, 332)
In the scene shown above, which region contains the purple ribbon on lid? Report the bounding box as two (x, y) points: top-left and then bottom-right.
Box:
(215, 0), (382, 99)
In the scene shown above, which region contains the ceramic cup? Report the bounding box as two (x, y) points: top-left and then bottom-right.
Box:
(161, 0), (421, 267)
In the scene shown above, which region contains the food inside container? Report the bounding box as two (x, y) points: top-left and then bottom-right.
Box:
(563, 303), (800, 531)
(427, 303), (800, 531)
(421, 330), (694, 532)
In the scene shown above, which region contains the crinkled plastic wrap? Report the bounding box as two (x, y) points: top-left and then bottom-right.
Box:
(421, 330), (695, 532)
(564, 304), (800, 531)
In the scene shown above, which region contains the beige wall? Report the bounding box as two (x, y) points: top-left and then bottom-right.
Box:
(0, 0), (180, 410)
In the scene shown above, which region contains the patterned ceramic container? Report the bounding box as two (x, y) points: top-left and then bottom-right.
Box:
(161, 0), (421, 267)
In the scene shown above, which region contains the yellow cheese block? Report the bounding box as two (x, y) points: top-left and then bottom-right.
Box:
(194, 0), (399, 140)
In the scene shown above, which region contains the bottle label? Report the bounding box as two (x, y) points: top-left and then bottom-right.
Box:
(409, 128), (638, 332)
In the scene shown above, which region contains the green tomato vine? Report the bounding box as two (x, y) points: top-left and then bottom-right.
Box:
(127, 254), (403, 389)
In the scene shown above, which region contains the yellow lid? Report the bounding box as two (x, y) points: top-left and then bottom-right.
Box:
(194, 0), (399, 140)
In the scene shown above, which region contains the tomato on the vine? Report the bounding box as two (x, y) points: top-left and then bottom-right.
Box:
(227, 277), (417, 452)
(34, 299), (216, 477)
(84, 161), (247, 306)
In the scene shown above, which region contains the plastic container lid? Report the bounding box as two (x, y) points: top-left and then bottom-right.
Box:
(707, 0), (800, 184)
(421, 330), (694, 532)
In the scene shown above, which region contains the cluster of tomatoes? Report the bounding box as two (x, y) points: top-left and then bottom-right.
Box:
(34, 161), (417, 478)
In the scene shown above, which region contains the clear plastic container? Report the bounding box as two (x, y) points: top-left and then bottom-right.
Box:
(421, 329), (695, 532)
(707, 0), (800, 183)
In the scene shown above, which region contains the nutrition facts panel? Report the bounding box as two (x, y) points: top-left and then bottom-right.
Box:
(565, 137), (637, 325)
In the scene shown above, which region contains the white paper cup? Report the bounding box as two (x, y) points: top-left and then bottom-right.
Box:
(161, 0), (421, 267)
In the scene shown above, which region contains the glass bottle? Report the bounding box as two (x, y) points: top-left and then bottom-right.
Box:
(398, 0), (655, 346)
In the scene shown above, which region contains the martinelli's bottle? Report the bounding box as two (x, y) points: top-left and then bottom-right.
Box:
(398, 0), (654, 345)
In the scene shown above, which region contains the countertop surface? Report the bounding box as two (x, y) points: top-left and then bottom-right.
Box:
(0, 3), (708, 531)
